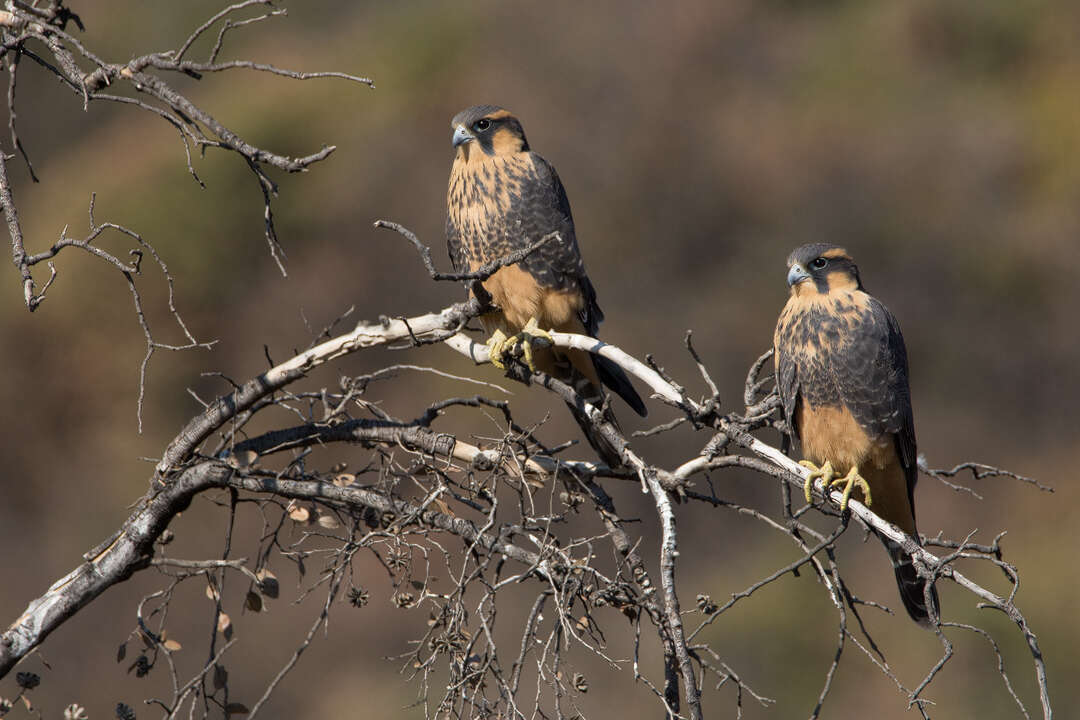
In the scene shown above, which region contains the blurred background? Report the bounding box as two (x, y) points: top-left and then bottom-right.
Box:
(0, 1), (1075, 717)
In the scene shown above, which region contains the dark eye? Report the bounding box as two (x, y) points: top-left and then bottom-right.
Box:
(474, 118), (491, 131)
(810, 257), (828, 270)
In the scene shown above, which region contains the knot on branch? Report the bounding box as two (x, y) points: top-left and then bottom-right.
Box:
(428, 432), (456, 459)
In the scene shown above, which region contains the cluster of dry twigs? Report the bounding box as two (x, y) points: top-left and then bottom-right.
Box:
(0, 2), (1053, 719)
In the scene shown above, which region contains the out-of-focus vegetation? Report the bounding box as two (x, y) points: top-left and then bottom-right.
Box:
(0, 1), (1075, 717)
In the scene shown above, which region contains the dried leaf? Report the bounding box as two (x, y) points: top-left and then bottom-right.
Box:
(256, 569), (279, 598)
(225, 702), (250, 716)
(287, 501), (310, 523)
(64, 704), (88, 720)
(213, 664), (228, 691)
(317, 514), (340, 529)
(217, 612), (232, 635)
(225, 450), (257, 469)
(206, 581), (220, 602)
(347, 587), (369, 608)
(332, 473), (355, 487)
(244, 591), (263, 613)
(134, 654), (151, 677)
(163, 639), (182, 652)
(116, 642), (127, 662)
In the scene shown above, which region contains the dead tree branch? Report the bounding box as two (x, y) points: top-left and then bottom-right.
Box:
(2, 0), (373, 308)
(0, 293), (1052, 718)
(0, 8), (1055, 715)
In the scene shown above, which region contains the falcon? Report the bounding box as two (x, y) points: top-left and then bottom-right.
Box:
(445, 105), (646, 461)
(773, 243), (939, 625)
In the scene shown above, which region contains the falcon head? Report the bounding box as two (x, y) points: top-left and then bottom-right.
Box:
(785, 243), (863, 297)
(450, 105), (529, 161)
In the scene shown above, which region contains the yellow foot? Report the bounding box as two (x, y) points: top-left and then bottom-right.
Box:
(827, 465), (872, 511)
(485, 318), (553, 372)
(799, 460), (835, 504)
(486, 329), (511, 370)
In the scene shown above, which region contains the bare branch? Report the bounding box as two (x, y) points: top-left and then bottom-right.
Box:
(0, 12), (1053, 711)
(921, 458), (1053, 494)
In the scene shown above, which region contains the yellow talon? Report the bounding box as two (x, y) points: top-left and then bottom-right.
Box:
(799, 459), (834, 504)
(519, 317), (552, 371)
(485, 318), (552, 372)
(828, 465), (872, 511)
(485, 329), (511, 370)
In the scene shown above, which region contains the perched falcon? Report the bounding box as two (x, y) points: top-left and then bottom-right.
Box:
(446, 105), (646, 461)
(773, 244), (939, 625)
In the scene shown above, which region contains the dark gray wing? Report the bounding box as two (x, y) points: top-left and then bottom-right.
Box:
(522, 159), (608, 339)
(877, 301), (917, 485)
(517, 156), (644, 415)
(510, 156), (586, 286)
(774, 305), (804, 443)
(775, 339), (801, 438)
(835, 297), (917, 484)
(446, 213), (467, 273)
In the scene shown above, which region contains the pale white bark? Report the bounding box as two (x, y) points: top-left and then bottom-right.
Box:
(10, 304), (1043, 719)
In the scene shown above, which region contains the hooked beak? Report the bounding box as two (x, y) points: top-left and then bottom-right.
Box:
(452, 125), (473, 148)
(787, 263), (810, 288)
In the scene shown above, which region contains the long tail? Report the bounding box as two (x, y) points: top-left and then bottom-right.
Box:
(878, 534), (940, 627)
(593, 354), (647, 417)
(554, 351), (627, 467)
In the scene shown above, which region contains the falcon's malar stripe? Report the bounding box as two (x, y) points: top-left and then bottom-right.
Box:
(450, 106), (528, 157)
